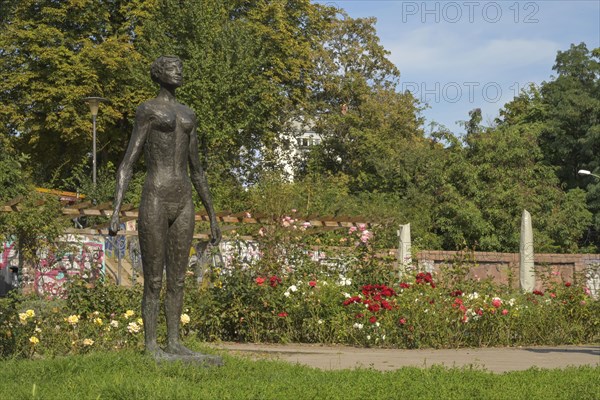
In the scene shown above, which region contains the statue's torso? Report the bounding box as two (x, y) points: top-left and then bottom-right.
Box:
(139, 99), (196, 203)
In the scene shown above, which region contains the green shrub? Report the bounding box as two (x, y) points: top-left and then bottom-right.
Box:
(65, 276), (142, 318)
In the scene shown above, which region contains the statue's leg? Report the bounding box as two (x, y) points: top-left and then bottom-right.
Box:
(163, 199), (195, 355)
(138, 200), (167, 357)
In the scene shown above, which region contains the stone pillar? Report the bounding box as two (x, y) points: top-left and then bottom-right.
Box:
(397, 223), (412, 277)
(520, 209), (535, 292)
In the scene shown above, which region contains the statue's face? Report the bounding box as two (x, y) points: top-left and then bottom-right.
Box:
(160, 60), (183, 87)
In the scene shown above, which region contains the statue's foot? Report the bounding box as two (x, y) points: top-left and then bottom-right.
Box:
(164, 341), (197, 356)
(163, 342), (224, 366)
(145, 346), (170, 360)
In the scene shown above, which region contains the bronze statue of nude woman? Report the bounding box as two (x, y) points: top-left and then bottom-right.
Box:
(109, 55), (222, 363)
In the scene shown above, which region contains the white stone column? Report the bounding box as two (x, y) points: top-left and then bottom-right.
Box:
(397, 223), (412, 277)
(520, 209), (535, 292)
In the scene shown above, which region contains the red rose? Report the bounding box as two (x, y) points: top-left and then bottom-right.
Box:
(565, 282), (572, 287)
(415, 272), (436, 288)
(369, 316), (377, 324)
(309, 280), (317, 287)
(367, 303), (381, 313)
(255, 277), (265, 286)
(381, 300), (392, 310)
(452, 298), (463, 308)
(343, 296), (362, 306)
(269, 276), (282, 287)
(278, 312), (288, 318)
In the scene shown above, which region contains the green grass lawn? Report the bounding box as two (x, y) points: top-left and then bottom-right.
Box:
(2, 346), (599, 400)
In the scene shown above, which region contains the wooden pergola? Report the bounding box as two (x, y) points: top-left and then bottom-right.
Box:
(2, 189), (379, 287)
(2, 189), (374, 240)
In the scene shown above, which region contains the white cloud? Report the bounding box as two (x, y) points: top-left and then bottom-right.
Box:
(386, 26), (558, 80)
(382, 26), (559, 131)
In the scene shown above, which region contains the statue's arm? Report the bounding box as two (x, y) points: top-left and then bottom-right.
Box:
(189, 124), (221, 245)
(109, 105), (151, 236)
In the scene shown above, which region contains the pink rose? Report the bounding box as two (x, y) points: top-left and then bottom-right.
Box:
(491, 297), (502, 308)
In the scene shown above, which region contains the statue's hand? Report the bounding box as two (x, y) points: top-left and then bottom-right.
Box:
(210, 221), (222, 246)
(108, 212), (120, 236)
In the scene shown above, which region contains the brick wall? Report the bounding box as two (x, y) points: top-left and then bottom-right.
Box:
(416, 250), (600, 292)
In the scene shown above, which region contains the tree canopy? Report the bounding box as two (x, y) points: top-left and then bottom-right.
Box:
(0, 0), (155, 182)
(499, 43), (600, 249)
(0, 1), (598, 253)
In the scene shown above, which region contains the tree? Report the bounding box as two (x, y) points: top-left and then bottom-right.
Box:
(0, 0), (156, 184)
(0, 136), (69, 270)
(302, 12), (423, 193)
(0, 136), (29, 205)
(537, 43), (600, 188)
(456, 110), (592, 252)
(135, 0), (337, 192)
(499, 43), (600, 249)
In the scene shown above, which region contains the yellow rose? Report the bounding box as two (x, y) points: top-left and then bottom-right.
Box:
(127, 322), (141, 333)
(25, 309), (35, 318)
(83, 338), (94, 346)
(180, 313), (191, 325)
(29, 336), (39, 345)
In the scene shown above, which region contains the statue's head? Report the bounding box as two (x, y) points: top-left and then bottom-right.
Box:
(150, 56), (183, 86)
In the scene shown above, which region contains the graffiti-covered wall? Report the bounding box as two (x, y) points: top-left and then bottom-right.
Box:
(0, 235), (105, 298)
(0, 240), (19, 271)
(35, 235), (105, 297)
(0, 240), (19, 295)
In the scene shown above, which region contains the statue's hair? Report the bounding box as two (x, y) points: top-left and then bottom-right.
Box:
(150, 55), (183, 84)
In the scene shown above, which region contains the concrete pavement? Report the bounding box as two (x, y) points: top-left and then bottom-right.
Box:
(210, 342), (600, 373)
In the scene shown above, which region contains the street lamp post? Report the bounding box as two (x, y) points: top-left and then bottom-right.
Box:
(578, 169), (600, 180)
(83, 97), (108, 186)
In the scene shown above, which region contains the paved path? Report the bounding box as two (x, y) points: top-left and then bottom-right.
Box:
(210, 343), (600, 373)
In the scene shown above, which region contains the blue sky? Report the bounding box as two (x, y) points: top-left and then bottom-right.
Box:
(314, 0), (600, 134)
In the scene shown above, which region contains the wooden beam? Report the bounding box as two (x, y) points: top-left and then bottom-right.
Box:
(4, 202), (374, 228)
(91, 201), (113, 210)
(2, 196), (23, 208)
(64, 227), (253, 241)
(35, 187), (85, 199)
(74, 201), (93, 209)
